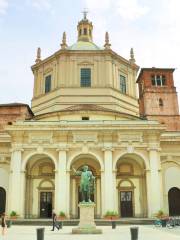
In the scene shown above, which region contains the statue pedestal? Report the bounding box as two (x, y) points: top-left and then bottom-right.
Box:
(72, 203), (102, 234)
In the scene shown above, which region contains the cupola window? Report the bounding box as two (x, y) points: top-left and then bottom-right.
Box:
(82, 116), (89, 120)
(81, 68), (91, 87)
(45, 75), (51, 93)
(120, 75), (126, 94)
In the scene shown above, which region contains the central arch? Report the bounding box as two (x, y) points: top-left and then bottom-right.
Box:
(69, 153), (102, 218)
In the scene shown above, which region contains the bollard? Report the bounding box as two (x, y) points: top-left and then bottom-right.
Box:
(112, 221), (116, 229)
(161, 219), (166, 227)
(36, 228), (45, 240)
(130, 227), (138, 240)
(6, 220), (12, 228)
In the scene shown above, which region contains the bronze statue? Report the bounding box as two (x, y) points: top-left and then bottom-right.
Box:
(73, 165), (95, 203)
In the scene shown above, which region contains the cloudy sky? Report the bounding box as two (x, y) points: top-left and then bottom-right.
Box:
(0, 0), (180, 107)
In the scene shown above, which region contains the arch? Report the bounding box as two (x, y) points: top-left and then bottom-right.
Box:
(22, 151), (57, 171)
(168, 187), (180, 216)
(38, 179), (55, 189)
(67, 151), (104, 171)
(117, 179), (135, 189)
(0, 187), (6, 214)
(113, 151), (149, 171)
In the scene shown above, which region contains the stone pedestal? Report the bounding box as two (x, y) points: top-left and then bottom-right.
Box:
(72, 203), (102, 234)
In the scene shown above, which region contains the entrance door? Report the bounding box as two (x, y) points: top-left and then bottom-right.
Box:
(0, 187), (6, 214)
(40, 192), (52, 218)
(120, 191), (133, 217)
(168, 187), (180, 216)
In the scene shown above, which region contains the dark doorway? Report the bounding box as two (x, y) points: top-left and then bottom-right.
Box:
(168, 187), (180, 216)
(0, 187), (6, 215)
(120, 191), (133, 217)
(40, 192), (52, 218)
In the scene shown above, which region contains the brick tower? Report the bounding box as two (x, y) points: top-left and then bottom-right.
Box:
(137, 68), (180, 131)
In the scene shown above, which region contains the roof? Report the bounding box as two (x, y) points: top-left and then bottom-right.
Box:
(136, 67), (175, 83)
(34, 104), (141, 120)
(0, 103), (34, 116)
(68, 41), (102, 51)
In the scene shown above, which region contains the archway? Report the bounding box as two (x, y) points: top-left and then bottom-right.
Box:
(115, 153), (147, 218)
(168, 187), (180, 216)
(0, 187), (6, 214)
(25, 154), (55, 218)
(70, 154), (101, 218)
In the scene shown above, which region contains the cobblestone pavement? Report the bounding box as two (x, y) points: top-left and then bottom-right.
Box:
(1, 225), (180, 240)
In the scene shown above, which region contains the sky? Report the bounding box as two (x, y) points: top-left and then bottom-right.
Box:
(0, 0), (180, 107)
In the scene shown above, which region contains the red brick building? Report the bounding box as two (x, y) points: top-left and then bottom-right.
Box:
(137, 68), (180, 131)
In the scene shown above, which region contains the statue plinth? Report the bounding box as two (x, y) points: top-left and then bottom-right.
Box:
(72, 203), (102, 234)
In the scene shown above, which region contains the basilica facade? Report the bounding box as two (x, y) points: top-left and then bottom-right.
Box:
(0, 14), (180, 219)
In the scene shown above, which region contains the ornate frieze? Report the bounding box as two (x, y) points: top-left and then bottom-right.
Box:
(28, 133), (53, 144)
(73, 133), (97, 143)
(118, 133), (143, 143)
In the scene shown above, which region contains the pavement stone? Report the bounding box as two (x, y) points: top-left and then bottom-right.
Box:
(1, 225), (180, 240)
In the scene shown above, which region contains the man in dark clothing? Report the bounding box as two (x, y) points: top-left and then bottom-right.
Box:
(51, 210), (60, 231)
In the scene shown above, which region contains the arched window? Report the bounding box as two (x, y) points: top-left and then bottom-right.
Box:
(45, 75), (51, 93)
(159, 98), (163, 107)
(168, 187), (180, 216)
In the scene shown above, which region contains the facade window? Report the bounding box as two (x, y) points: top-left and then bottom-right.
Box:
(45, 75), (51, 93)
(82, 116), (89, 120)
(120, 75), (126, 94)
(81, 68), (91, 87)
(79, 29), (82, 36)
(151, 75), (166, 86)
(84, 28), (87, 35)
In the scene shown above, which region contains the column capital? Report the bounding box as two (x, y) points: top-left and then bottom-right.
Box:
(56, 147), (69, 152)
(10, 148), (24, 153)
(147, 147), (161, 152)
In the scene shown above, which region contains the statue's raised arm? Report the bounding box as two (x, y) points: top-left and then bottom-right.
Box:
(72, 166), (82, 176)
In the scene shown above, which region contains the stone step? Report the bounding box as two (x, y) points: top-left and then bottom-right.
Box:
(10, 218), (154, 226)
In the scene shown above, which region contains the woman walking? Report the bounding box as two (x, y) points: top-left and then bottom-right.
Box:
(1, 213), (6, 236)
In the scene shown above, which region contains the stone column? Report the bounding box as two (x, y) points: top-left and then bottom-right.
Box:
(8, 148), (23, 216)
(103, 148), (115, 214)
(96, 178), (101, 218)
(71, 178), (76, 218)
(55, 148), (69, 216)
(148, 147), (161, 216)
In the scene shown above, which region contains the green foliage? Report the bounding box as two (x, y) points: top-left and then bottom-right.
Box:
(154, 210), (168, 219)
(10, 211), (17, 217)
(104, 210), (119, 217)
(59, 211), (66, 217)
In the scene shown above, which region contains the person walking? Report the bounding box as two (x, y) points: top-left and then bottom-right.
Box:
(1, 213), (6, 236)
(51, 210), (59, 231)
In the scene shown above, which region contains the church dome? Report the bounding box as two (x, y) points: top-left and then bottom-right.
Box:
(68, 41), (101, 51)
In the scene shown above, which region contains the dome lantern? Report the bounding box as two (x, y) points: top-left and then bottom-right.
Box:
(77, 10), (93, 42)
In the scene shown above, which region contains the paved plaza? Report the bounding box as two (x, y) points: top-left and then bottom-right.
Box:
(1, 225), (180, 240)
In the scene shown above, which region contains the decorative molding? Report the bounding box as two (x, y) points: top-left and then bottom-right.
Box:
(73, 133), (97, 143)
(29, 133), (53, 144)
(118, 133), (143, 143)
